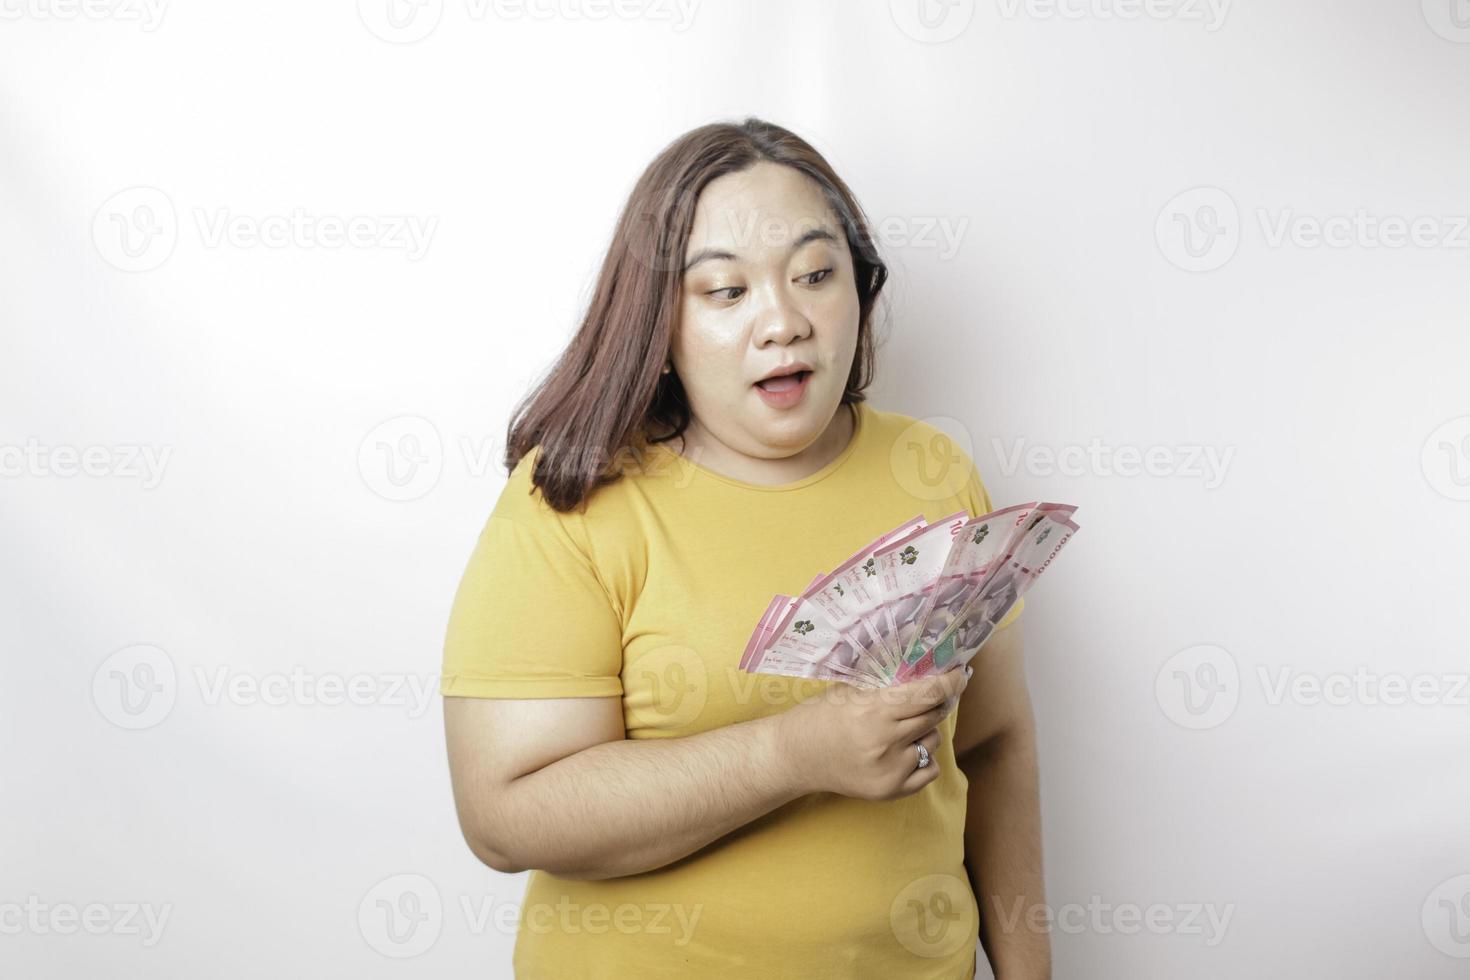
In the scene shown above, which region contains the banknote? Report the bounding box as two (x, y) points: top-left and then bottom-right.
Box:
(802, 515), (928, 675)
(895, 510), (1079, 682)
(740, 501), (1081, 687)
(902, 503), (1079, 665)
(744, 611), (900, 686)
(869, 512), (971, 673)
(743, 576), (894, 684)
(900, 502), (1041, 665)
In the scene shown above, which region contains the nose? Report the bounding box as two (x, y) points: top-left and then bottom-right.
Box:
(750, 281), (813, 348)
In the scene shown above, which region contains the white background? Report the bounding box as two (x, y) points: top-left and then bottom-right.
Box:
(3, 0), (1469, 976)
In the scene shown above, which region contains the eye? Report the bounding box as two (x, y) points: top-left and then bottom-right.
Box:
(706, 286), (745, 301)
(800, 268), (833, 286)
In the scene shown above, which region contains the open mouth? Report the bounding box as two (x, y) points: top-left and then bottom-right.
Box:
(755, 370), (812, 392)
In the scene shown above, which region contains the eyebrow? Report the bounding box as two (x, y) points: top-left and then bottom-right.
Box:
(682, 226), (840, 273)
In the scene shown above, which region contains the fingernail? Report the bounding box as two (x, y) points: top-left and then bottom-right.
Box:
(964, 665), (973, 679)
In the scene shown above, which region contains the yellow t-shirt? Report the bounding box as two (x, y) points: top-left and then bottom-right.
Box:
(441, 401), (1024, 980)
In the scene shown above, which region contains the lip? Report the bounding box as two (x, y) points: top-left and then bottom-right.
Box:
(753, 361), (813, 385)
(753, 367), (813, 409)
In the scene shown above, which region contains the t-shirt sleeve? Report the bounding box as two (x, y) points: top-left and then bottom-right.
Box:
(440, 506), (625, 700)
(962, 462), (1025, 632)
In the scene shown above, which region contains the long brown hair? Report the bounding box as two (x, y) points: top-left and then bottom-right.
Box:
(505, 116), (890, 513)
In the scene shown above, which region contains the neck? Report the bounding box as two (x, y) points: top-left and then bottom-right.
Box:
(668, 403), (856, 487)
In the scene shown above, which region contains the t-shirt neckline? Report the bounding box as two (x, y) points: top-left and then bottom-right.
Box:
(650, 402), (867, 493)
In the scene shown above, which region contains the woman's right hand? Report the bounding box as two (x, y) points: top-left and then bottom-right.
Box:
(774, 665), (972, 801)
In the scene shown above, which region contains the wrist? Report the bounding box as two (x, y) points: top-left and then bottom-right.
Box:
(759, 710), (814, 800)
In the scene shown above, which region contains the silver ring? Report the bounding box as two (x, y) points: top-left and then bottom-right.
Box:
(914, 743), (931, 769)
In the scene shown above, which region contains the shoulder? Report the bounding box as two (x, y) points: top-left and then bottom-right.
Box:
(490, 446), (549, 525)
(858, 403), (984, 471)
(858, 403), (994, 512)
(490, 443), (647, 553)
(857, 402), (970, 448)
(483, 446), (598, 557)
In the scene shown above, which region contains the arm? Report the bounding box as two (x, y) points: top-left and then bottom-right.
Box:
(953, 619), (1052, 980)
(444, 668), (969, 882)
(444, 695), (804, 880)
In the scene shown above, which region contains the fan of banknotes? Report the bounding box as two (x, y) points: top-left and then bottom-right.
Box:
(740, 502), (1080, 687)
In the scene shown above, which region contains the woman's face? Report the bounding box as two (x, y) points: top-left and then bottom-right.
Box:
(671, 161), (861, 461)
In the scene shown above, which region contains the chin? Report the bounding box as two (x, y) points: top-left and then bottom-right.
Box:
(753, 402), (832, 446)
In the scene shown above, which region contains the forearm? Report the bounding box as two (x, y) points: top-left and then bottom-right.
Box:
(484, 714), (806, 880)
(960, 727), (1051, 980)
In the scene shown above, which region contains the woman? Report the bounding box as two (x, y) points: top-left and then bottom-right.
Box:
(441, 117), (1049, 979)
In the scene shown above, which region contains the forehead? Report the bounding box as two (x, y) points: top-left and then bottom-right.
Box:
(686, 161), (837, 253)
